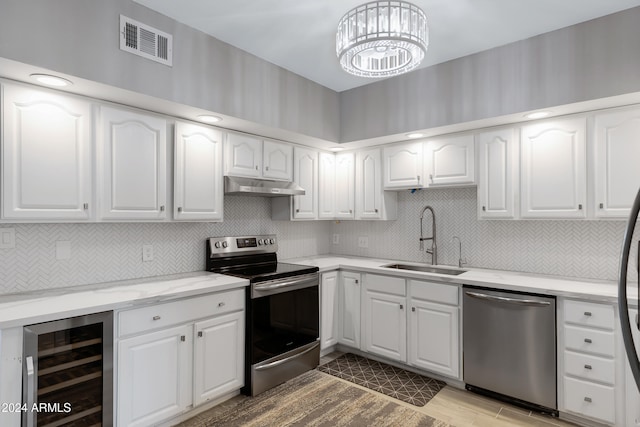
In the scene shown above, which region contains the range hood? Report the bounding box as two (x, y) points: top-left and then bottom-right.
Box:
(224, 176), (305, 197)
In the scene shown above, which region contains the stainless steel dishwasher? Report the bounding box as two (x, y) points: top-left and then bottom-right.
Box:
(463, 286), (557, 415)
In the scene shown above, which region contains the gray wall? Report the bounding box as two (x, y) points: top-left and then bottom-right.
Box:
(0, 0), (340, 142)
(340, 7), (640, 142)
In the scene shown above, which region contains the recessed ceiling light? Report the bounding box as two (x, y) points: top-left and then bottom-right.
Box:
(197, 115), (222, 123)
(524, 111), (551, 119)
(406, 133), (425, 139)
(330, 147), (345, 152)
(29, 74), (73, 87)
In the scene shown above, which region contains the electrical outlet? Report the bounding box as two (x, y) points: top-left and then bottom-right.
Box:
(142, 245), (154, 262)
(358, 236), (368, 248)
(0, 228), (15, 249)
(332, 234), (340, 245)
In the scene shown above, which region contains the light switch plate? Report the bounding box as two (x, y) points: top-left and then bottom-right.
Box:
(0, 228), (16, 249)
(358, 236), (368, 248)
(332, 234), (340, 245)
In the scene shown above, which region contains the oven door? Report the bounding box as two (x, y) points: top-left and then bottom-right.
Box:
(250, 272), (319, 364)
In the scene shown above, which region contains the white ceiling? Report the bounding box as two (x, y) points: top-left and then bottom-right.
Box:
(133, 0), (640, 92)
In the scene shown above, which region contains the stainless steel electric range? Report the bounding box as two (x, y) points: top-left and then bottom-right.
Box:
(206, 235), (320, 396)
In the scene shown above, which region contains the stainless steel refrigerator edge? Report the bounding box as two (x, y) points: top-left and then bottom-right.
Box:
(463, 287), (557, 413)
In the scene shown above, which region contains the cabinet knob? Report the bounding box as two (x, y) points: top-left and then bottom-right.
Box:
(578, 204), (583, 210)
(429, 174), (433, 182)
(417, 175), (421, 183)
(160, 205), (165, 212)
(412, 307), (416, 312)
(482, 206), (486, 211)
(83, 203), (89, 210)
(584, 397), (592, 403)
(584, 311), (592, 316)
(349, 209), (353, 214)
(599, 203), (604, 209)
(177, 207), (183, 213)
(198, 331), (203, 338)
(296, 209), (300, 213)
(584, 364), (592, 370)
(218, 302), (225, 307)
(374, 209), (379, 213)
(584, 338), (592, 344)
(400, 304), (404, 310)
(255, 165), (259, 170)
(265, 166), (269, 171)
(152, 315), (161, 321)
(355, 279), (359, 284)
(181, 335), (186, 342)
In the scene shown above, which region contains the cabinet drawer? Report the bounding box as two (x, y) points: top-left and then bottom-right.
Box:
(564, 350), (615, 385)
(409, 280), (458, 305)
(564, 325), (615, 357)
(365, 274), (405, 296)
(564, 300), (614, 330)
(119, 289), (244, 337)
(563, 376), (615, 424)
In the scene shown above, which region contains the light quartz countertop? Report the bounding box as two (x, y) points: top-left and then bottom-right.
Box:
(283, 255), (638, 306)
(0, 271), (249, 329)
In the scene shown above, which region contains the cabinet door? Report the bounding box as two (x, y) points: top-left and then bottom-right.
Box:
(193, 311), (244, 406)
(98, 106), (167, 220)
(339, 272), (361, 348)
(356, 148), (382, 219)
(363, 291), (407, 362)
(117, 324), (192, 427)
(409, 299), (459, 378)
(2, 84), (92, 220)
(321, 271), (339, 350)
(263, 140), (293, 181)
(225, 133), (261, 178)
(520, 117), (587, 218)
(425, 134), (475, 186)
(383, 142), (423, 189)
(335, 152), (355, 219)
(477, 128), (517, 219)
(318, 152), (336, 219)
(174, 122), (223, 221)
(594, 108), (640, 218)
(292, 147), (318, 219)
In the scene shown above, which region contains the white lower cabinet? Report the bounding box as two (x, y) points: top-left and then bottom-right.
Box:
(408, 280), (460, 379)
(338, 271), (361, 348)
(626, 309), (640, 427)
(362, 274), (407, 362)
(320, 271), (339, 351)
(117, 290), (244, 426)
(559, 298), (618, 425)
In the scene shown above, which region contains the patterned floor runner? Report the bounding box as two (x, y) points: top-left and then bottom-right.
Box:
(318, 353), (446, 407)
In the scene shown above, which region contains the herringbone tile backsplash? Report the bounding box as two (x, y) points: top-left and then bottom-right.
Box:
(0, 188), (636, 295)
(330, 187), (638, 283)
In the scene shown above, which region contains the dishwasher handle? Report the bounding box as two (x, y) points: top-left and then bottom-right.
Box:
(465, 291), (551, 307)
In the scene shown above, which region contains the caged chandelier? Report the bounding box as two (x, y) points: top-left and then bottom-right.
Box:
(336, 1), (429, 78)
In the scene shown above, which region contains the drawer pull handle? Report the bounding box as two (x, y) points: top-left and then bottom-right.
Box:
(584, 338), (592, 344)
(218, 302), (225, 307)
(584, 397), (592, 403)
(584, 311), (592, 316)
(584, 364), (592, 370)
(152, 315), (161, 321)
(399, 304), (404, 310)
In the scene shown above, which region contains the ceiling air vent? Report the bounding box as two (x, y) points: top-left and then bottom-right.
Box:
(119, 15), (172, 66)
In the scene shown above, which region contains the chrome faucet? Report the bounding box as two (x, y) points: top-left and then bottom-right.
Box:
(419, 206), (437, 265)
(452, 236), (467, 268)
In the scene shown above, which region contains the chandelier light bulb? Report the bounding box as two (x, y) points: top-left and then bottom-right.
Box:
(336, 1), (429, 78)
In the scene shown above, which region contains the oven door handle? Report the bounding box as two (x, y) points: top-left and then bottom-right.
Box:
(25, 356), (35, 427)
(254, 342), (320, 371)
(253, 273), (318, 292)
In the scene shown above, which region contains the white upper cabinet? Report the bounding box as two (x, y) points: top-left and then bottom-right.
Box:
(520, 117), (587, 219)
(424, 134), (475, 186)
(318, 152), (336, 219)
(225, 134), (293, 181)
(335, 152), (355, 219)
(174, 122), (223, 221)
(2, 84), (93, 220)
(292, 147), (318, 219)
(593, 107), (640, 218)
(477, 128), (518, 219)
(262, 140), (293, 181)
(225, 133), (262, 178)
(383, 142), (423, 189)
(355, 148), (397, 220)
(98, 106), (167, 220)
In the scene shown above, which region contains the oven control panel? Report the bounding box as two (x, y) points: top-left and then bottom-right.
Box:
(208, 235), (277, 256)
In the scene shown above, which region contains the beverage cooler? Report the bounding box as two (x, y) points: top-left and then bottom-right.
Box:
(22, 311), (113, 427)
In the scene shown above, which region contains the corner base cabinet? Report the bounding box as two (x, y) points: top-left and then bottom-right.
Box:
(117, 290), (244, 426)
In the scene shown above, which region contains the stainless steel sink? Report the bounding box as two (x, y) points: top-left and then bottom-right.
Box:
(381, 263), (467, 275)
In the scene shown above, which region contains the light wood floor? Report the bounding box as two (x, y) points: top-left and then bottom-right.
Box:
(320, 352), (577, 427)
